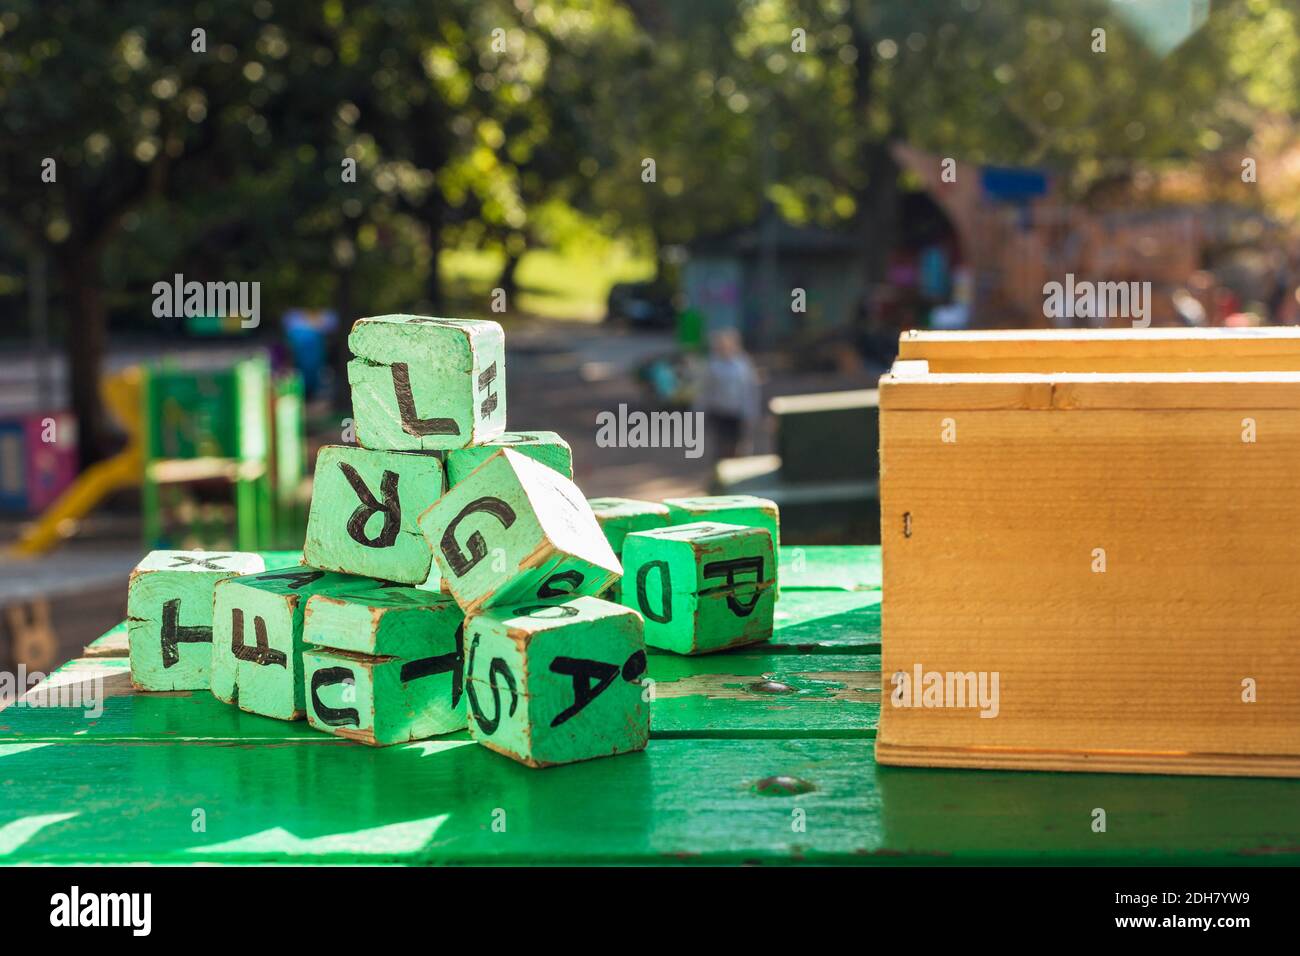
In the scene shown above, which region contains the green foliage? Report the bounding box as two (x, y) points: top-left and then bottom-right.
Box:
(0, 0), (1298, 335)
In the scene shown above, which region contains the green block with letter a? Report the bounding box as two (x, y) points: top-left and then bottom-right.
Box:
(127, 550), (265, 691)
(446, 431), (573, 486)
(418, 448), (621, 616)
(303, 444), (445, 584)
(587, 497), (671, 602)
(347, 315), (506, 451)
(302, 584), (467, 744)
(210, 567), (384, 720)
(621, 521), (775, 655)
(464, 595), (649, 768)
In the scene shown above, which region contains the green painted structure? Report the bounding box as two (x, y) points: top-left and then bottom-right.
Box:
(2, 547), (1297, 864)
(141, 357), (308, 552)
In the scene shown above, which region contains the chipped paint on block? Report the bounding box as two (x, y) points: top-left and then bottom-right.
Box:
(347, 315), (505, 451)
(419, 448), (620, 616)
(127, 551), (265, 692)
(622, 522), (775, 655)
(464, 595), (649, 767)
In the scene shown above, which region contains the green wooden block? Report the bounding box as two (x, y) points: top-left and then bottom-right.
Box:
(587, 497), (671, 554)
(347, 315), (506, 451)
(304, 588), (468, 745)
(303, 445), (445, 584)
(210, 568), (385, 720)
(587, 497), (671, 604)
(621, 522), (776, 655)
(418, 448), (620, 615)
(303, 642), (466, 746)
(304, 585), (464, 659)
(127, 551), (265, 691)
(664, 495), (780, 557)
(464, 595), (649, 767)
(446, 431), (573, 486)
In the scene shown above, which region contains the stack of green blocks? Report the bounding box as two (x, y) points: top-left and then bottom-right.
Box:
(124, 314), (783, 768)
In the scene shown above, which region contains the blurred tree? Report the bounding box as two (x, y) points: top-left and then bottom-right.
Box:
(1, 0), (1297, 468)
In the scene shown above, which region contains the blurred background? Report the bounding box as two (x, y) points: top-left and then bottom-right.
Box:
(2, 0), (1299, 662)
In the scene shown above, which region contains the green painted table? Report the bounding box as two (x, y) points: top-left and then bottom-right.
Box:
(0, 547), (1296, 865)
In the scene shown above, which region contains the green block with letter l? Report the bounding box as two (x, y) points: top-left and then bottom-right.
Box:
(347, 315), (505, 451)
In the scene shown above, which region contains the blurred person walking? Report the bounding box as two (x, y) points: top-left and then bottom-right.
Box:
(698, 329), (761, 460)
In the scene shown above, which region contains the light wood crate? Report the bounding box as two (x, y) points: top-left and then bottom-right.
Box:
(878, 329), (1300, 777)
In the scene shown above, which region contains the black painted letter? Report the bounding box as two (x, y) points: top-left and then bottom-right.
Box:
(339, 462), (401, 548)
(230, 608), (286, 667)
(391, 363), (459, 437)
(310, 667), (359, 726)
(702, 556), (765, 616)
(440, 496), (517, 576)
(160, 598), (212, 668)
(549, 656), (619, 727)
(635, 560), (672, 623)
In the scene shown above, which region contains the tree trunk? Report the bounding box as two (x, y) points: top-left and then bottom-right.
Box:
(425, 200), (446, 311)
(332, 222), (361, 413)
(57, 246), (111, 469)
(860, 143), (902, 286)
(499, 247), (521, 302)
(848, 4), (902, 288)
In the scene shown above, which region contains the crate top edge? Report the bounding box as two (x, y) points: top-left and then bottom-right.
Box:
(900, 327), (1300, 360)
(880, 370), (1300, 411)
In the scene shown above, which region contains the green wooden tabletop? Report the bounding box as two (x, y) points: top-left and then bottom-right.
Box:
(1, 546), (1296, 865)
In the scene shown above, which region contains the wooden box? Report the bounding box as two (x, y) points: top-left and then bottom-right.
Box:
(877, 329), (1300, 777)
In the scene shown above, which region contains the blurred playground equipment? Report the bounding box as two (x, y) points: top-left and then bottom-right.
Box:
(7, 367), (143, 556)
(141, 355), (308, 552)
(0, 410), (78, 514)
(6, 355), (308, 557)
